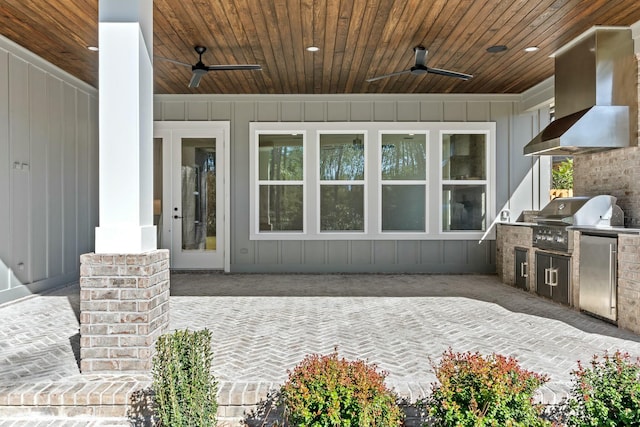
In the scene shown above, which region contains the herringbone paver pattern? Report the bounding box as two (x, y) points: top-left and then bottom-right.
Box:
(2, 273), (640, 426)
(168, 273), (640, 405)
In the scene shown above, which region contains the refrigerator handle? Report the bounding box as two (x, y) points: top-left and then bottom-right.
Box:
(610, 244), (617, 313)
(549, 268), (558, 287)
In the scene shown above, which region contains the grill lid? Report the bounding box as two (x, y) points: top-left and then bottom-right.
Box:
(534, 195), (623, 226)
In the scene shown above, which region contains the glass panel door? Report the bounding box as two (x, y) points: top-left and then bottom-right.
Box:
(155, 122), (227, 270)
(180, 138), (217, 251)
(172, 132), (224, 269)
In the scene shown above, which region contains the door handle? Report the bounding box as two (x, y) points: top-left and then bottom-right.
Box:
(173, 215), (183, 219)
(549, 268), (558, 287)
(544, 267), (550, 285)
(520, 262), (528, 278)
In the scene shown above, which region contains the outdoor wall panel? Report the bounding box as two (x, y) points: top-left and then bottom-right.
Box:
(0, 48), (10, 290)
(9, 55), (30, 285)
(257, 241), (279, 264)
(397, 101), (420, 122)
(327, 241), (349, 265)
(89, 95), (99, 249)
(211, 101), (232, 120)
(420, 101), (444, 121)
(304, 102), (325, 121)
(509, 112), (539, 217)
(186, 101), (208, 121)
(281, 101), (303, 121)
(327, 101), (349, 121)
(0, 35), (98, 304)
(76, 93), (90, 256)
(231, 101), (256, 265)
(491, 102), (514, 213)
(421, 241), (443, 264)
(257, 101), (278, 121)
(47, 76), (63, 278)
(155, 93), (545, 274)
(467, 101), (491, 121)
(163, 101), (187, 121)
(351, 241), (373, 264)
(373, 240), (396, 264)
(9, 56), (29, 162)
(443, 101), (467, 121)
(397, 241), (420, 264)
(373, 101), (396, 121)
(29, 65), (48, 283)
(350, 101), (372, 121)
(443, 241), (466, 264)
(153, 100), (163, 120)
(281, 241), (303, 264)
(468, 241), (492, 265)
(302, 241), (327, 264)
(62, 83), (78, 275)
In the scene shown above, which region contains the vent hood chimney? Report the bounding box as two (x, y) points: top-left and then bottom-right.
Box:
(524, 28), (637, 156)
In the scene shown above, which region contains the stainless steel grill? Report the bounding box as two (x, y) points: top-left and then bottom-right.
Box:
(532, 195), (624, 252)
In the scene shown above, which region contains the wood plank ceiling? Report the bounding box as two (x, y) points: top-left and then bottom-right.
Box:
(2, 0), (640, 95)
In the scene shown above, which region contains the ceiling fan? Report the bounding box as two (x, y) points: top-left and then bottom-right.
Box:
(366, 46), (472, 82)
(156, 46), (262, 88)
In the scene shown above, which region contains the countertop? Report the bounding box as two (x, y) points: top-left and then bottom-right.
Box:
(497, 222), (536, 227)
(568, 225), (640, 236)
(497, 222), (640, 235)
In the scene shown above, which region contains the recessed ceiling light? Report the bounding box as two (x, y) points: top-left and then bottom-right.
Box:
(486, 45), (508, 53)
(306, 46), (320, 52)
(524, 46), (539, 52)
(87, 46), (99, 51)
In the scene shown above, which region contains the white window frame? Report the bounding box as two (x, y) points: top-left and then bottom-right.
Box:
(250, 129), (307, 237)
(317, 130), (368, 236)
(438, 126), (495, 238)
(378, 130), (430, 236)
(249, 122), (495, 241)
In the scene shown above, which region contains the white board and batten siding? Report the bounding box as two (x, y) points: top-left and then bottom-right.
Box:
(0, 35), (98, 303)
(155, 94), (551, 273)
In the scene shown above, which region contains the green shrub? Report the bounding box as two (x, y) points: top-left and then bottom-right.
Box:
(280, 351), (404, 426)
(426, 349), (551, 427)
(152, 329), (218, 427)
(567, 350), (640, 427)
(552, 158), (573, 190)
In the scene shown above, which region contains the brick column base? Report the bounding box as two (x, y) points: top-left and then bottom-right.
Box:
(79, 250), (170, 373)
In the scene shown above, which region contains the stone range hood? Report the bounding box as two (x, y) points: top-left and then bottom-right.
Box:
(524, 28), (638, 156)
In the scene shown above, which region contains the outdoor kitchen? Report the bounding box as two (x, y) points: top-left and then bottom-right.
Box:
(497, 27), (640, 335)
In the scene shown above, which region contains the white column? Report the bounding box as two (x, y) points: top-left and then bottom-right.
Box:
(95, 0), (156, 253)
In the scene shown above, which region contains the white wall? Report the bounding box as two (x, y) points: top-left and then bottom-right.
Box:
(0, 35), (98, 303)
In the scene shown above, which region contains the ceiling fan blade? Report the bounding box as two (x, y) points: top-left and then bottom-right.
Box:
(154, 56), (192, 67)
(189, 69), (207, 88)
(366, 69), (412, 82)
(427, 67), (473, 80)
(205, 64), (262, 71)
(414, 46), (427, 66)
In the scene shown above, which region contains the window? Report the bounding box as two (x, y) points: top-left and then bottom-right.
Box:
(256, 133), (304, 232)
(380, 132), (428, 232)
(319, 133), (366, 232)
(250, 122), (495, 240)
(441, 132), (488, 232)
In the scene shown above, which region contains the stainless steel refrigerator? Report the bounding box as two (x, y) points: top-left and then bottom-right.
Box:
(579, 234), (617, 322)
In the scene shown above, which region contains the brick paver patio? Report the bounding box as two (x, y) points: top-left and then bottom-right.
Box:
(1, 273), (640, 425)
